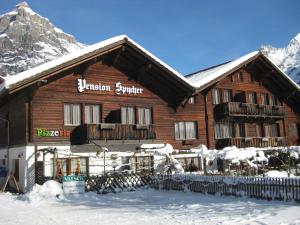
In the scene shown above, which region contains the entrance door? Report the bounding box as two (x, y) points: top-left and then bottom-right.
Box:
(14, 159), (19, 182)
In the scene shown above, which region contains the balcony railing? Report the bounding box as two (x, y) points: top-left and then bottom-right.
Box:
(214, 102), (284, 119)
(71, 123), (156, 145)
(215, 137), (288, 149)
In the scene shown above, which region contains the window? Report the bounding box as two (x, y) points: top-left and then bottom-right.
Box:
(248, 92), (257, 104)
(223, 89), (232, 103)
(232, 71), (243, 82)
(53, 158), (87, 177)
(288, 123), (298, 138)
(138, 108), (152, 125)
(269, 95), (277, 106)
(237, 71), (243, 81)
(64, 104), (81, 125)
(212, 89), (221, 105)
(214, 123), (232, 139)
(188, 96), (195, 104)
(234, 91), (246, 103)
(174, 121), (197, 140)
(0, 159), (5, 166)
(234, 123), (246, 137)
(85, 105), (100, 124)
(121, 106), (135, 124)
(261, 93), (269, 105)
(256, 123), (263, 137)
(264, 123), (279, 137)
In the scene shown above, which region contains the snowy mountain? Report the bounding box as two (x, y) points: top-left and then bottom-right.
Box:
(0, 2), (85, 77)
(261, 33), (300, 84)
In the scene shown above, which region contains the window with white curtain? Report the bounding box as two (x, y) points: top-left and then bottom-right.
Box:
(264, 123), (279, 137)
(223, 89), (232, 103)
(138, 107), (152, 125)
(261, 93), (268, 105)
(233, 123), (246, 137)
(64, 104), (81, 125)
(174, 121), (197, 140)
(248, 92), (257, 104)
(269, 95), (277, 106)
(121, 106), (135, 124)
(212, 89), (221, 105)
(214, 123), (232, 139)
(85, 105), (100, 124)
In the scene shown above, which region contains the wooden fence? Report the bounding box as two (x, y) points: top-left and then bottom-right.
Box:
(85, 172), (153, 194)
(152, 174), (300, 202)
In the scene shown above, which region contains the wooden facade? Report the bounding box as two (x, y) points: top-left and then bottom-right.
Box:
(191, 65), (300, 149)
(0, 39), (299, 151)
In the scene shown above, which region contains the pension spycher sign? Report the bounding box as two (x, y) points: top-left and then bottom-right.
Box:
(77, 79), (144, 95)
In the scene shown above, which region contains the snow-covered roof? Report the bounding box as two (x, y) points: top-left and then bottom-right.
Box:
(187, 51), (259, 88)
(186, 51), (300, 92)
(261, 52), (300, 91)
(0, 35), (194, 94)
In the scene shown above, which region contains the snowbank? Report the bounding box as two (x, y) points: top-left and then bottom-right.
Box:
(22, 180), (63, 203)
(263, 170), (292, 178)
(140, 143), (174, 156)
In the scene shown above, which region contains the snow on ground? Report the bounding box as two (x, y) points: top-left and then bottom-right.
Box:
(1, 188), (300, 225)
(263, 170), (296, 178)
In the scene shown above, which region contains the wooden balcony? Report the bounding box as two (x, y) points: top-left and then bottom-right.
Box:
(214, 102), (284, 119)
(215, 137), (288, 149)
(71, 123), (156, 145)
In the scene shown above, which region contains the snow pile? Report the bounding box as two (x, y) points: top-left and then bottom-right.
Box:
(22, 180), (63, 203)
(284, 146), (300, 159)
(155, 156), (184, 174)
(221, 146), (257, 162)
(264, 170), (290, 178)
(169, 156), (185, 173)
(191, 144), (218, 161)
(253, 150), (268, 163)
(140, 143), (174, 156)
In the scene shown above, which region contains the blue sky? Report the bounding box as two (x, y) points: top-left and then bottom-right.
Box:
(1, 0), (300, 75)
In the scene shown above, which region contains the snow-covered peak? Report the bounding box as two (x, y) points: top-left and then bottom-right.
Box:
(0, 2), (85, 77)
(261, 33), (300, 84)
(16, 1), (29, 8)
(15, 1), (37, 16)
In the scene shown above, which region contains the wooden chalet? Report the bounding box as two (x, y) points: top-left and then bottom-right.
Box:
(186, 51), (300, 149)
(0, 35), (195, 150)
(0, 35), (299, 191)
